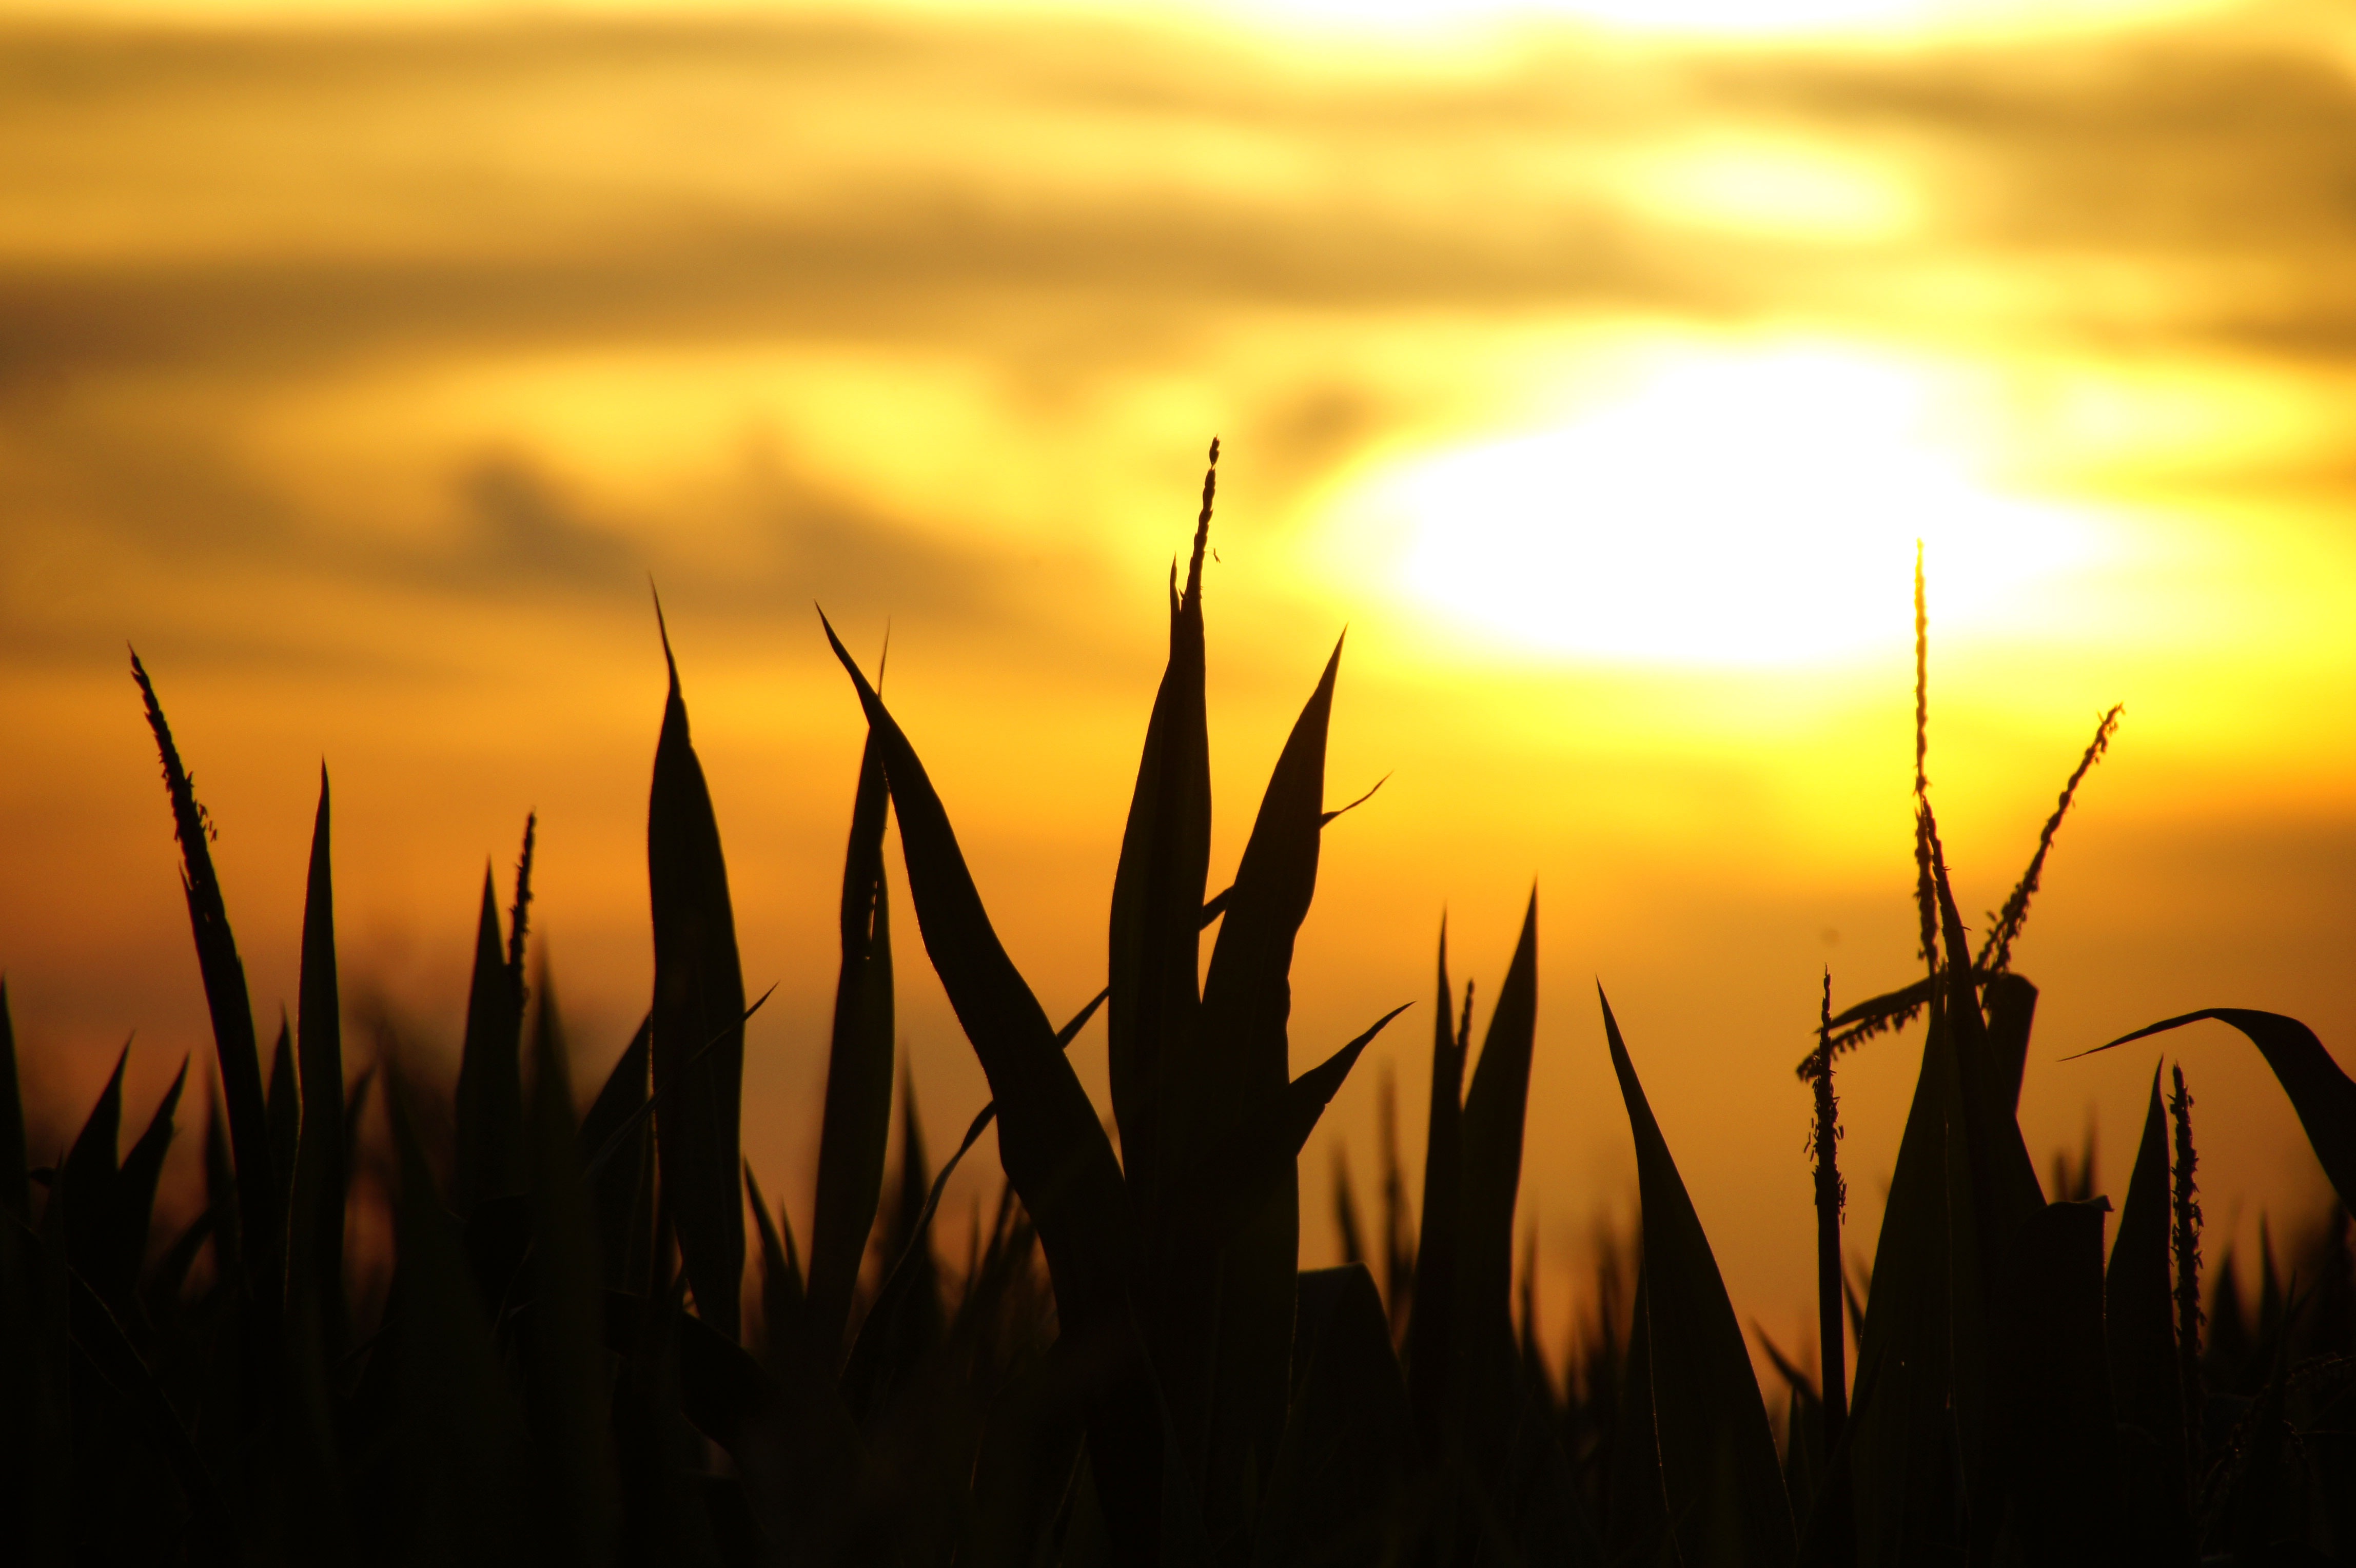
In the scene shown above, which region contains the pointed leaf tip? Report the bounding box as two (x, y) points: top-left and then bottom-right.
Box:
(650, 580), (679, 694)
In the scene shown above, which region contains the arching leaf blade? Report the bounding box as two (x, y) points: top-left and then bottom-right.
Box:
(1600, 987), (1794, 1568)
(2087, 1008), (2356, 1213)
(804, 724), (896, 1367)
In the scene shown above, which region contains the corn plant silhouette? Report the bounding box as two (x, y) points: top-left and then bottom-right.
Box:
(3, 479), (2353, 1566)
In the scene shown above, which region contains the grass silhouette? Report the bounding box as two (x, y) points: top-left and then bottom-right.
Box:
(4, 449), (2354, 1564)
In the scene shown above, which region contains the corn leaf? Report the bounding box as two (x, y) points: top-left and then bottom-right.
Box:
(1600, 987), (1794, 1568)
(2106, 1067), (2195, 1565)
(1602, 1266), (1666, 1567)
(1456, 892), (1539, 1461)
(107, 1056), (185, 1307)
(290, 767), (345, 1352)
(1107, 502), (1213, 1212)
(850, 988), (1105, 1389)
(58, 1224), (239, 1556)
(647, 616), (749, 1342)
(1194, 635), (1345, 1521)
(817, 611), (1155, 1546)
(0, 1202), (71, 1562)
(580, 1016), (652, 1294)
(1163, 1004), (1405, 1257)
(1927, 825), (2044, 1549)
(60, 1043), (127, 1297)
(454, 870), (523, 1210)
(743, 1163), (802, 1371)
(2000, 1199), (2119, 1559)
(132, 652), (275, 1303)
(843, 1075), (949, 1420)
(819, 613), (1129, 1289)
(1840, 1004), (1953, 1565)
(2091, 1008), (2356, 1214)
(805, 723), (896, 1367)
(1408, 925), (1465, 1458)
(524, 969), (621, 1566)
(266, 1020), (299, 1215)
(1984, 972), (2036, 1114)
(1253, 1264), (1412, 1566)
(385, 1070), (529, 1564)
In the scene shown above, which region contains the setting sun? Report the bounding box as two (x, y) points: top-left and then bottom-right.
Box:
(1319, 345), (2111, 665)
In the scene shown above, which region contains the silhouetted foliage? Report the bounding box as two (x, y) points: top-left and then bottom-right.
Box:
(7, 493), (2355, 1566)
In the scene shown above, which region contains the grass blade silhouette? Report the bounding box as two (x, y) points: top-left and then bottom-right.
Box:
(132, 652), (276, 1305)
(454, 866), (523, 1210)
(806, 723), (895, 1367)
(291, 768), (345, 1356)
(1254, 1264), (1413, 1566)
(580, 1018), (652, 1295)
(2002, 1197), (2119, 1560)
(107, 1055), (185, 1306)
(384, 1066), (529, 1565)
(524, 967), (621, 1567)
(1194, 631), (1344, 1521)
(1162, 1004), (1406, 1255)
(1456, 891), (1539, 1464)
(1600, 986), (1794, 1567)
(1108, 442), (1216, 1214)
(2087, 1008), (2356, 1213)
(744, 1162), (802, 1369)
(647, 608), (749, 1342)
(852, 987), (1105, 1371)
(1408, 924), (1465, 1460)
(59, 1043), (128, 1295)
(2107, 1066), (2195, 1565)
(817, 608), (1152, 1546)
(1925, 816), (2044, 1553)
(266, 1019), (299, 1218)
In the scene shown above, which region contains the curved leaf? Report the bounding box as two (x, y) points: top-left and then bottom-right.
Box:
(647, 615), (748, 1342)
(132, 652), (273, 1302)
(806, 724), (895, 1365)
(1107, 480), (1213, 1209)
(1599, 987), (1794, 1568)
(2090, 1008), (2356, 1213)
(1194, 634), (1344, 1521)
(817, 611), (1154, 1546)
(1163, 1004), (1405, 1256)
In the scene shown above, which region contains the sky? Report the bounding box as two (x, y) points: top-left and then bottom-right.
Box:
(5, 0), (2356, 1381)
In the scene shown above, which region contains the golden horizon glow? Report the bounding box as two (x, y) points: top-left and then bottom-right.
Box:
(3, 0), (2353, 1382)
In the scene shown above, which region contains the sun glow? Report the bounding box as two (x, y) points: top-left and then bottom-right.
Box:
(1326, 347), (2113, 668)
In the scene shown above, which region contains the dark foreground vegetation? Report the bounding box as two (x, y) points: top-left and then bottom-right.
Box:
(3, 449), (2354, 1565)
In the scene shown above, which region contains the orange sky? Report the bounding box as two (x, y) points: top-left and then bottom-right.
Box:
(5, 0), (2356, 1377)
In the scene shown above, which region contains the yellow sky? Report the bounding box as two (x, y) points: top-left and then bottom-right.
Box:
(4, 0), (2355, 1371)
